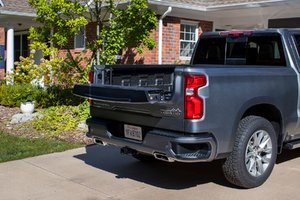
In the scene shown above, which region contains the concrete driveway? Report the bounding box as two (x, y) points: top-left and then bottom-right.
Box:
(1, 144), (300, 200)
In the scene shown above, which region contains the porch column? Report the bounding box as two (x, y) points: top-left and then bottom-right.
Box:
(6, 27), (14, 83)
(158, 7), (172, 64)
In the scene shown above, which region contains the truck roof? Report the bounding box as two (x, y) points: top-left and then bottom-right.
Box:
(202, 28), (300, 37)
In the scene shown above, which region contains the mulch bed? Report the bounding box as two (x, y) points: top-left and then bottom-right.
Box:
(0, 106), (93, 145)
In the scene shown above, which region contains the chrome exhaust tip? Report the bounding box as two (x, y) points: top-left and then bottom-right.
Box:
(94, 138), (107, 146)
(153, 152), (174, 162)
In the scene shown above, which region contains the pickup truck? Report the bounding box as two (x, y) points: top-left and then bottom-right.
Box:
(74, 29), (300, 188)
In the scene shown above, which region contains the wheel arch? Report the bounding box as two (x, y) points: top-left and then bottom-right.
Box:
(240, 103), (284, 151)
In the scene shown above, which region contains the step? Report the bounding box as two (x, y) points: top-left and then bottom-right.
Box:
(284, 140), (300, 150)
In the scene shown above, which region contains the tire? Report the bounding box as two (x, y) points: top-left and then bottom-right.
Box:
(132, 152), (157, 162)
(222, 116), (277, 188)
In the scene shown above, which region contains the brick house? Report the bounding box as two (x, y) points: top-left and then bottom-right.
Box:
(1, 0), (300, 80)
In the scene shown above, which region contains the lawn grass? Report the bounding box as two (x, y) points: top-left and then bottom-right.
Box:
(0, 132), (82, 163)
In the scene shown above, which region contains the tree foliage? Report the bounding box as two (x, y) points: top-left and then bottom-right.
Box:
(29, 0), (157, 65)
(21, 0), (90, 87)
(85, 0), (157, 63)
(29, 0), (88, 47)
(17, 0), (157, 87)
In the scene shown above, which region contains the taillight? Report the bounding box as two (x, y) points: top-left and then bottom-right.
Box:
(184, 75), (207, 119)
(219, 30), (253, 37)
(89, 70), (94, 84)
(88, 70), (94, 105)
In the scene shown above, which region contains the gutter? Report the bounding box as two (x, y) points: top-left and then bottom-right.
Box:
(206, 0), (286, 11)
(158, 6), (172, 65)
(0, 10), (36, 17)
(149, 0), (287, 12)
(149, 0), (206, 12)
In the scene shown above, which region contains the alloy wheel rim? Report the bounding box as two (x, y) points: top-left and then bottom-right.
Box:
(245, 130), (273, 177)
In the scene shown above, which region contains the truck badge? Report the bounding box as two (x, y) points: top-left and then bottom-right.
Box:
(161, 108), (182, 117)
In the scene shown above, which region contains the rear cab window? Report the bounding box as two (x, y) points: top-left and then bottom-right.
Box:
(192, 31), (286, 67)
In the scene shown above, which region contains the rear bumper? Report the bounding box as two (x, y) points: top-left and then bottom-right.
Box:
(86, 118), (217, 162)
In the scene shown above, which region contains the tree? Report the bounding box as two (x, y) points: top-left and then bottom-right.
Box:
(84, 0), (157, 64)
(29, 0), (88, 48)
(29, 0), (157, 65)
(27, 0), (89, 87)
(21, 0), (156, 87)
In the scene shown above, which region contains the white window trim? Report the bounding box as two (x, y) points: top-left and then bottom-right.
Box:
(180, 20), (199, 60)
(74, 26), (86, 49)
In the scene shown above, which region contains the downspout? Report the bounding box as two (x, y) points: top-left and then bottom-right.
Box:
(158, 6), (172, 64)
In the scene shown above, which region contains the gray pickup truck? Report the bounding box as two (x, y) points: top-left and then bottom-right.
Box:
(74, 29), (300, 188)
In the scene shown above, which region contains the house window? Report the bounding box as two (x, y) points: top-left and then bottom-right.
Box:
(180, 21), (198, 59)
(74, 26), (86, 49)
(14, 33), (29, 62)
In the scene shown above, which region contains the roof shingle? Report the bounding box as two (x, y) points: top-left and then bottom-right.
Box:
(157, 0), (284, 7)
(0, 0), (288, 16)
(0, 0), (35, 15)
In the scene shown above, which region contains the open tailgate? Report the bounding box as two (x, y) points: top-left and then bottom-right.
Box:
(73, 84), (164, 103)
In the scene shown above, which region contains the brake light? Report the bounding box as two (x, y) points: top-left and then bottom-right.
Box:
(219, 30), (253, 37)
(184, 75), (207, 119)
(89, 70), (94, 84)
(88, 70), (94, 105)
(228, 31), (244, 37)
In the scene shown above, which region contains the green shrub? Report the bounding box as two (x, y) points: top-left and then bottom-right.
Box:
(10, 48), (64, 86)
(30, 101), (90, 137)
(0, 84), (47, 107)
(0, 84), (83, 108)
(10, 48), (89, 88)
(45, 86), (82, 107)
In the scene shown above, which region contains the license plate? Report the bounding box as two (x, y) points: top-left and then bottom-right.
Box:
(124, 124), (142, 141)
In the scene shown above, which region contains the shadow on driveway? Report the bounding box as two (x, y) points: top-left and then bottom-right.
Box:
(277, 148), (300, 164)
(74, 144), (300, 190)
(74, 145), (236, 190)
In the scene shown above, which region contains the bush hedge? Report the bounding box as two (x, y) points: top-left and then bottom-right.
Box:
(0, 83), (82, 108)
(46, 86), (82, 107)
(0, 84), (45, 107)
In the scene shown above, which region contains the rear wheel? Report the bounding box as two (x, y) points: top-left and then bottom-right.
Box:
(222, 116), (277, 188)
